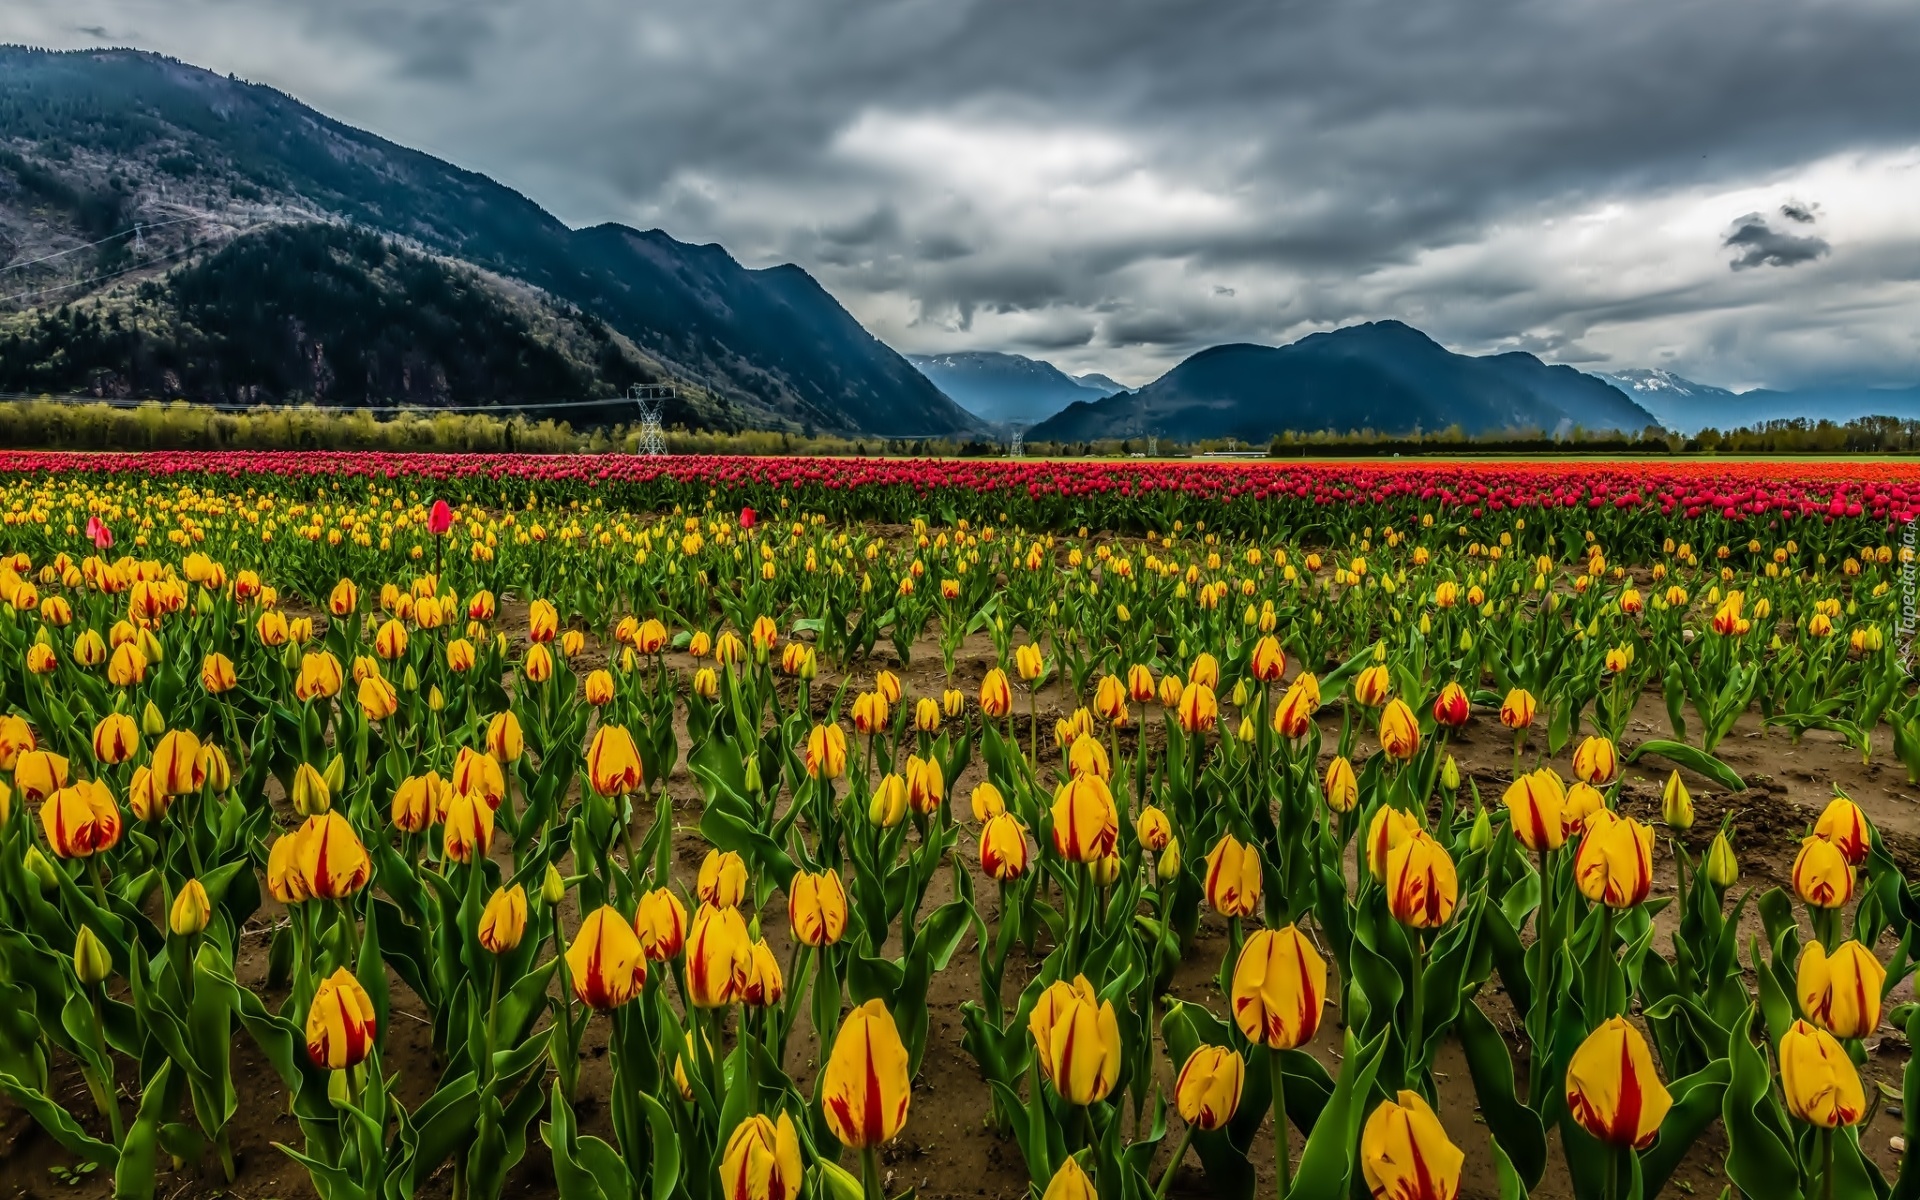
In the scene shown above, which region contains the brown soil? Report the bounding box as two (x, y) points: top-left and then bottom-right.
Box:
(4, 620), (1914, 1200)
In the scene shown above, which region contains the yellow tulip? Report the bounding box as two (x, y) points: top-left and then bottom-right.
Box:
(971, 780), (1007, 821)
(1377, 698), (1420, 760)
(822, 1000), (912, 1147)
(566, 906), (647, 1009)
(1571, 735), (1619, 785)
(1499, 687), (1536, 729)
(868, 774), (908, 827)
(1797, 940), (1885, 1039)
(1661, 771), (1693, 830)
(1564, 1016), (1672, 1147)
(1366, 806), (1422, 880)
(295, 651), (345, 701)
(1249, 636), (1286, 683)
(980, 812), (1029, 880)
(1174, 1044), (1245, 1131)
(40, 780), (120, 858)
(1040, 1158), (1098, 1200)
(486, 711), (526, 763)
(718, 1111), (803, 1200)
(1177, 682), (1218, 734)
(1323, 755), (1359, 814)
(1014, 643), (1045, 681)
(1231, 925), (1326, 1049)
(1573, 810), (1654, 908)
(634, 887), (688, 961)
(1352, 664), (1392, 706)
(1203, 834), (1262, 918)
(1135, 805), (1173, 851)
(806, 723), (849, 780)
(1273, 673), (1320, 739)
(686, 903), (752, 1008)
(788, 870), (849, 947)
(305, 967), (378, 1069)
(1792, 835), (1854, 909)
(1504, 769), (1567, 852)
(698, 849), (750, 908)
(587, 724), (644, 796)
(979, 667), (1013, 717)
(479, 885), (528, 954)
(168, 878), (212, 937)
(296, 812), (371, 898)
(90, 713), (139, 766)
(1385, 831), (1458, 929)
(1050, 774), (1118, 863)
(1029, 975), (1121, 1105)
(1360, 1090), (1464, 1200)
(358, 673), (399, 721)
(905, 754), (945, 813)
(1779, 1019), (1866, 1128)
(1812, 796), (1870, 865)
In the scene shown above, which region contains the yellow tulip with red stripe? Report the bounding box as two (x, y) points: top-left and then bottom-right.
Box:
(1797, 941), (1885, 1039)
(1029, 975), (1121, 1105)
(980, 813), (1029, 880)
(587, 724), (644, 796)
(150, 729), (206, 795)
(1050, 774), (1118, 863)
(1360, 1090), (1464, 1200)
(1177, 682), (1218, 734)
(719, 1111), (803, 1200)
(479, 885), (528, 954)
(1249, 636), (1286, 683)
(1504, 769), (1567, 853)
(566, 906), (647, 1009)
(788, 870), (848, 947)
(1780, 1019), (1866, 1127)
(1812, 796), (1870, 865)
(41, 780), (122, 858)
(295, 811), (371, 899)
(1175, 1044), (1245, 1131)
(306, 967), (378, 1069)
(441, 790), (495, 863)
(1573, 810), (1653, 908)
(805, 723), (848, 780)
(822, 1001), (912, 1149)
(979, 668), (1013, 717)
(686, 903), (752, 1008)
(1564, 1016), (1673, 1147)
(1792, 834), (1855, 909)
(1385, 831), (1458, 929)
(697, 849), (750, 908)
(635, 887), (688, 961)
(1231, 925), (1326, 1049)
(1378, 698), (1420, 760)
(1572, 735), (1619, 785)
(1204, 834), (1262, 918)
(91, 713), (138, 765)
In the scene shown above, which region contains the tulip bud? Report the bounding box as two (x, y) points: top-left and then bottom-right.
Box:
(1468, 806), (1492, 852)
(1705, 831), (1739, 888)
(169, 879), (212, 937)
(322, 752), (346, 795)
(1156, 838), (1182, 884)
(1440, 755), (1460, 792)
(539, 865), (568, 908)
(23, 845), (58, 891)
(74, 925), (114, 984)
(140, 700), (167, 738)
(1661, 771), (1693, 830)
(292, 762), (331, 816)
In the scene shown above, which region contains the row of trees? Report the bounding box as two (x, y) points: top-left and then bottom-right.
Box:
(4, 397), (1920, 456)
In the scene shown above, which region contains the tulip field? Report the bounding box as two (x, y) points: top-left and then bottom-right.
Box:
(5, 451), (1920, 1200)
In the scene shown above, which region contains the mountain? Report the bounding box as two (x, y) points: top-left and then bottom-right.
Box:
(906, 350), (1116, 424)
(0, 47), (981, 435)
(1594, 368), (1920, 433)
(1074, 373), (1127, 395)
(1032, 321), (1659, 442)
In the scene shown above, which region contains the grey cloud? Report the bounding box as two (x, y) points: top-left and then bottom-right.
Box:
(5, 0), (1919, 385)
(1724, 213), (1831, 271)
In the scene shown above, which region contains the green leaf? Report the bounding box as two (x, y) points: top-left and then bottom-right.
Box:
(0, 1073), (118, 1166)
(1286, 1027), (1388, 1200)
(1458, 1000), (1546, 1189)
(113, 1060), (175, 1200)
(1625, 740), (1746, 792)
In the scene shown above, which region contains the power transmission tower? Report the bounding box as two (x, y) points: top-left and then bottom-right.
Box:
(1010, 425), (1025, 458)
(630, 384), (673, 455)
(1147, 435), (1159, 457)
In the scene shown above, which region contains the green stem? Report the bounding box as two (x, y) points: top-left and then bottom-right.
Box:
(1154, 1126), (1194, 1200)
(861, 1145), (884, 1200)
(87, 989), (125, 1143)
(1270, 1048), (1290, 1200)
(1407, 933), (1425, 1087)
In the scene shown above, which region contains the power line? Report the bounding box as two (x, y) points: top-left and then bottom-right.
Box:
(1, 224), (257, 305)
(0, 391), (658, 416)
(0, 216), (204, 273)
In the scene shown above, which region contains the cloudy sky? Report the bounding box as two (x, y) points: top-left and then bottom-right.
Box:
(7, 0), (1920, 389)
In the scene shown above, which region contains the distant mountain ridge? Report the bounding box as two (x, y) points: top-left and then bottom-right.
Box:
(0, 46), (982, 435)
(1592, 368), (1920, 433)
(1032, 321), (1660, 442)
(906, 350), (1116, 424)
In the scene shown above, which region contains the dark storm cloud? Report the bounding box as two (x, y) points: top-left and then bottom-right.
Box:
(1725, 212), (1832, 271)
(6, 0), (1920, 385)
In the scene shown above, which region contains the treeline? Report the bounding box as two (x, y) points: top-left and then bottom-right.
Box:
(5, 398), (1920, 457)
